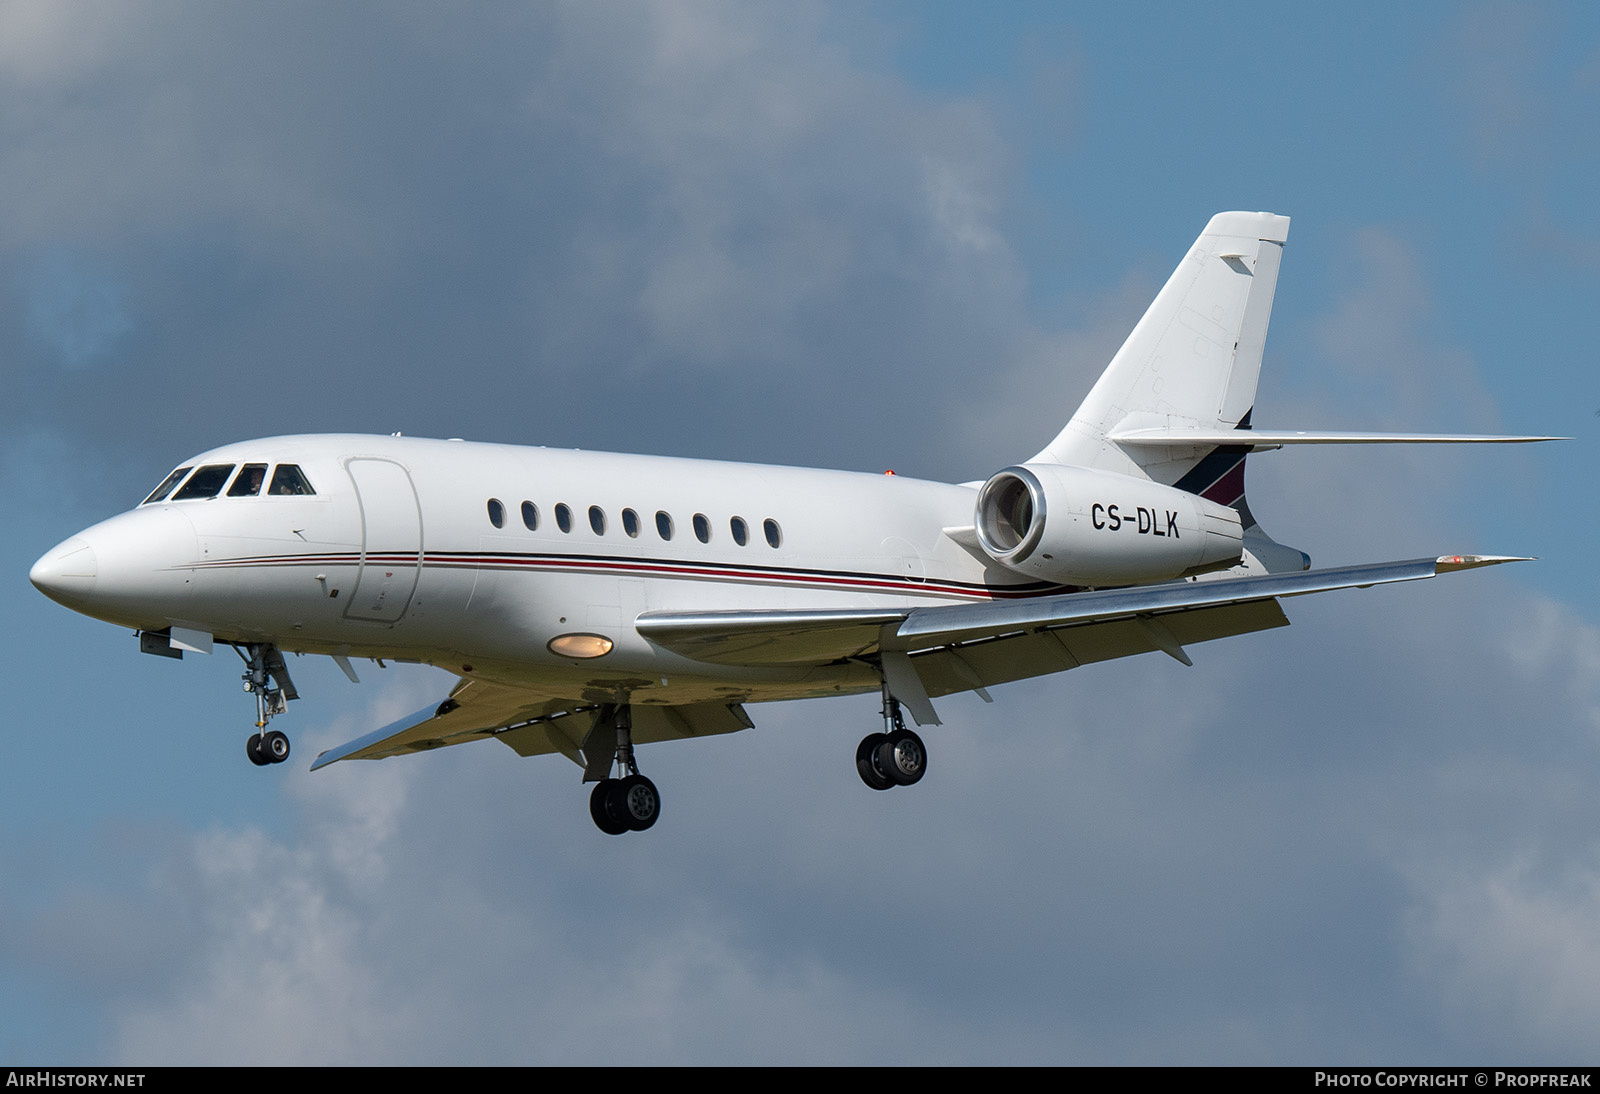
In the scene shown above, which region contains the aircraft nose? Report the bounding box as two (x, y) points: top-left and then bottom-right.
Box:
(30, 536), (99, 606)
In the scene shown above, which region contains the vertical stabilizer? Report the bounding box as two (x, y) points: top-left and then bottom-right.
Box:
(1031, 211), (1290, 487)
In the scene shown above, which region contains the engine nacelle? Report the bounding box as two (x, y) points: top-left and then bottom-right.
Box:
(974, 464), (1243, 586)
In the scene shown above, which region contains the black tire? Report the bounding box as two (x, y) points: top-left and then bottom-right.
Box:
(246, 733), (269, 767)
(590, 780), (628, 835)
(875, 728), (926, 786)
(615, 774), (660, 831)
(856, 733), (894, 791)
(260, 730), (291, 764)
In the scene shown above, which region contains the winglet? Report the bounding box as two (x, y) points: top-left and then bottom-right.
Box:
(1434, 554), (1535, 572)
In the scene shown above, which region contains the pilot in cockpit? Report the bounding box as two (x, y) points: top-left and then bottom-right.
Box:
(229, 464), (266, 497)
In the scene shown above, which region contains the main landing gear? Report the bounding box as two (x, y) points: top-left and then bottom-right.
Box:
(856, 690), (927, 791)
(585, 704), (661, 835)
(235, 642), (298, 767)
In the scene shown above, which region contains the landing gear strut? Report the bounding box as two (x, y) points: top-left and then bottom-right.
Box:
(585, 704), (661, 835)
(235, 643), (297, 766)
(857, 685), (927, 791)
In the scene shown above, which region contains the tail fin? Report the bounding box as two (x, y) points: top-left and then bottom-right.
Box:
(1032, 211), (1289, 483)
(1031, 211), (1300, 570)
(1020, 210), (1556, 576)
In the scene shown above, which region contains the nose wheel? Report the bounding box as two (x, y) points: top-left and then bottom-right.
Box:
(247, 730), (292, 766)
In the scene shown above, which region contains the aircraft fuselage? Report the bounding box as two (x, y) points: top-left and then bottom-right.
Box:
(31, 433), (1047, 707)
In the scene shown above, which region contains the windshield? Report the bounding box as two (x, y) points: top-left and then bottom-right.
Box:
(141, 466), (193, 505)
(227, 464), (268, 497)
(171, 464), (236, 501)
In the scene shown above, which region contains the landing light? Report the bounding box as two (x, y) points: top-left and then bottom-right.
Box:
(548, 633), (614, 659)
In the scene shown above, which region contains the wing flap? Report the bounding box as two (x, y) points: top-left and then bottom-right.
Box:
(494, 701), (754, 764)
(910, 598), (1290, 695)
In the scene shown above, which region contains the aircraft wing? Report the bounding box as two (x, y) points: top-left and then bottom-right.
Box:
(638, 555), (1526, 709)
(316, 554), (1523, 768)
(310, 676), (753, 770)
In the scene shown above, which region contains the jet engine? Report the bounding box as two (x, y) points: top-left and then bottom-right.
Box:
(973, 464), (1243, 587)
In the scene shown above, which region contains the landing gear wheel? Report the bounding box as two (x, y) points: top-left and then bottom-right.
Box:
(615, 774), (660, 831)
(246, 733), (269, 767)
(590, 779), (629, 835)
(856, 732), (895, 791)
(259, 729), (291, 765)
(875, 728), (926, 786)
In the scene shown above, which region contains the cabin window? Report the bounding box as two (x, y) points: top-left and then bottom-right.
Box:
(730, 516), (748, 546)
(521, 501), (539, 530)
(487, 498), (505, 528)
(589, 505), (606, 535)
(693, 513), (711, 544)
(656, 511), (674, 540)
(227, 464), (268, 497)
(142, 466), (193, 505)
(555, 504), (572, 533)
(622, 509), (640, 538)
(764, 518), (782, 548)
(268, 464), (316, 496)
(172, 464), (235, 500)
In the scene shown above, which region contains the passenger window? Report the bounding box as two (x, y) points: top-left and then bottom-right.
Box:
(142, 466), (193, 505)
(656, 511), (674, 540)
(730, 516), (748, 546)
(589, 506), (606, 535)
(487, 498), (505, 528)
(764, 519), (782, 548)
(622, 509), (640, 538)
(521, 501), (539, 531)
(693, 513), (711, 544)
(173, 464), (236, 500)
(555, 504), (572, 533)
(227, 464), (268, 497)
(268, 464), (316, 496)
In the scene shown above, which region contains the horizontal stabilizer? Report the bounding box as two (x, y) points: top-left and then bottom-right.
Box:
(1110, 427), (1562, 450)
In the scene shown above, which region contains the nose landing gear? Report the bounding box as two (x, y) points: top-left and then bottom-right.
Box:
(234, 643), (298, 767)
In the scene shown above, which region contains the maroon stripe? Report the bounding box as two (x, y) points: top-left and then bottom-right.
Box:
(1199, 459), (1246, 507)
(191, 551), (1069, 602)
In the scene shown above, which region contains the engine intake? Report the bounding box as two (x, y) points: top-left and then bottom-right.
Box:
(974, 464), (1243, 586)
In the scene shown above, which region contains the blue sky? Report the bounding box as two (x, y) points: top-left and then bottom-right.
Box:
(2, 1), (1597, 1063)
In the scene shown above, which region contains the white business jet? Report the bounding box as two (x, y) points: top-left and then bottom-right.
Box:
(30, 212), (1553, 834)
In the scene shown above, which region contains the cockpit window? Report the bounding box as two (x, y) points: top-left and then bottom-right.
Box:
(172, 464), (236, 500)
(268, 464), (316, 496)
(142, 466), (193, 505)
(227, 464), (268, 497)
